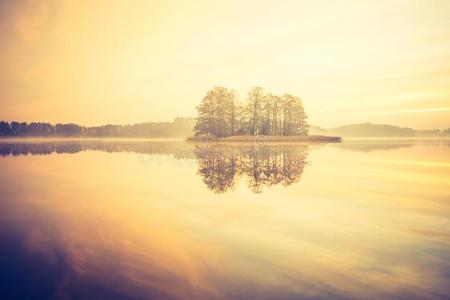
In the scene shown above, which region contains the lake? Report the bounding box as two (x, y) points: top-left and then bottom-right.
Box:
(0, 139), (449, 300)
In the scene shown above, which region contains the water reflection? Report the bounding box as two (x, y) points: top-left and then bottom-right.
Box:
(0, 140), (195, 159)
(332, 141), (414, 152)
(332, 138), (450, 152)
(1, 139), (448, 157)
(0, 141), (311, 194)
(195, 145), (308, 193)
(0, 139), (450, 299)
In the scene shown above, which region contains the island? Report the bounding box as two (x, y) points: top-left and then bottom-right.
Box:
(187, 86), (341, 143)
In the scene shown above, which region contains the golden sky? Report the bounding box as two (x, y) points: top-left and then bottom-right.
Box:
(1, 0), (450, 128)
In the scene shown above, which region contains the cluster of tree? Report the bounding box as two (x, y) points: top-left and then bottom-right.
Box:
(195, 145), (308, 193)
(0, 121), (80, 136)
(194, 87), (308, 138)
(0, 118), (195, 137)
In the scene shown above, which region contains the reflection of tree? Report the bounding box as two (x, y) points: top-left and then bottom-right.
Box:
(195, 145), (308, 193)
(196, 150), (238, 193)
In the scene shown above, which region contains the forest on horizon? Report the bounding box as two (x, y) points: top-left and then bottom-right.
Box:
(0, 118), (195, 138)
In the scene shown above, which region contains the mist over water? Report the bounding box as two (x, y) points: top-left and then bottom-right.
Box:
(0, 139), (449, 300)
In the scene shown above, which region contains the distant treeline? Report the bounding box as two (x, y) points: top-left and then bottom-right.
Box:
(194, 87), (308, 138)
(0, 117), (195, 137)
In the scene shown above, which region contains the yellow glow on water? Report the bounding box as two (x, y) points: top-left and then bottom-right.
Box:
(0, 140), (449, 298)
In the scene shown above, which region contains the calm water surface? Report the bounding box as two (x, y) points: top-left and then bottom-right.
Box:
(0, 139), (449, 300)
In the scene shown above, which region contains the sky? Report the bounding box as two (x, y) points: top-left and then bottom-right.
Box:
(0, 0), (450, 129)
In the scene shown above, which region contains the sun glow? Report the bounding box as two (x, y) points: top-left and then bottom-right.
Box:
(1, 0), (450, 129)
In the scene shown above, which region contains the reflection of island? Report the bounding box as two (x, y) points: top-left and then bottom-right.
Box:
(195, 145), (308, 193)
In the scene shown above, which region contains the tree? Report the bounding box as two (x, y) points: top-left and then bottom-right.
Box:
(242, 87), (264, 135)
(194, 87), (236, 138)
(279, 93), (308, 135)
(261, 93), (273, 135)
(0, 121), (11, 136)
(291, 96), (308, 135)
(194, 90), (216, 138)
